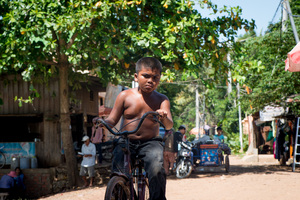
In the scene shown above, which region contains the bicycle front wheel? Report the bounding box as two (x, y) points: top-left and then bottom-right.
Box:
(0, 152), (5, 169)
(105, 176), (131, 200)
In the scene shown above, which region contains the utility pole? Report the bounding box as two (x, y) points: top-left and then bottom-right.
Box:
(227, 53), (232, 99)
(227, 52), (243, 149)
(283, 0), (300, 44)
(237, 83), (243, 152)
(282, 0), (288, 32)
(202, 93), (205, 130)
(196, 85), (200, 138)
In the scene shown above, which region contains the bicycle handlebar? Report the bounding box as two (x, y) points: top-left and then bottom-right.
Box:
(97, 111), (164, 136)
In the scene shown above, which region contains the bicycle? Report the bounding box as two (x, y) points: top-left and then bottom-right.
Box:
(97, 111), (164, 200)
(0, 146), (6, 169)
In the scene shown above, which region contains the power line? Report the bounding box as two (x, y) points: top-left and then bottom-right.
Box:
(271, 0), (283, 24)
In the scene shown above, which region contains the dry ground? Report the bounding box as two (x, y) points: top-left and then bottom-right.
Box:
(39, 155), (300, 200)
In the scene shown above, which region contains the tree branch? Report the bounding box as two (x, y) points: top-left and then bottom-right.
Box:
(67, 32), (78, 49)
(37, 60), (58, 66)
(52, 30), (60, 59)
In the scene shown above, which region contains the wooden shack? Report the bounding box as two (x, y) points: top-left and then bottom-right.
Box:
(0, 74), (105, 168)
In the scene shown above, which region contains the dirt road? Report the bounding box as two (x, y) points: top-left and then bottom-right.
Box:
(40, 155), (300, 200)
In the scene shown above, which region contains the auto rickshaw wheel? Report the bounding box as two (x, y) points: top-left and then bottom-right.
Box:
(225, 155), (230, 173)
(176, 160), (193, 179)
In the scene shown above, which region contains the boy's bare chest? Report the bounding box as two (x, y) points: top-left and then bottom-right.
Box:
(124, 95), (161, 118)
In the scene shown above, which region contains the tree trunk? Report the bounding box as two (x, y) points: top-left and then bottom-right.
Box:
(59, 63), (81, 187)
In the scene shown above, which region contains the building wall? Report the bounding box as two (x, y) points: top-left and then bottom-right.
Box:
(0, 75), (61, 167)
(0, 75), (60, 115)
(0, 75), (105, 167)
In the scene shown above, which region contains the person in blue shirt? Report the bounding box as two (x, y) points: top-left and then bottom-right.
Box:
(14, 167), (26, 197)
(0, 171), (17, 197)
(214, 127), (231, 155)
(214, 127), (224, 143)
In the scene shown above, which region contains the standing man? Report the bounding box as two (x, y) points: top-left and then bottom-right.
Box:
(91, 117), (103, 165)
(173, 125), (186, 159)
(79, 136), (96, 187)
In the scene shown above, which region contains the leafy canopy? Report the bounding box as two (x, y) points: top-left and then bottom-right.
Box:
(1, 0), (254, 84)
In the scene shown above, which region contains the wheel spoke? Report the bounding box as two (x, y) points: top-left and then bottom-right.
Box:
(105, 176), (130, 200)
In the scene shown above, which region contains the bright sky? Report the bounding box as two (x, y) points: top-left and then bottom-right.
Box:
(195, 0), (282, 36)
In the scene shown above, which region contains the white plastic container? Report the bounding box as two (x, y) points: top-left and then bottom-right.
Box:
(11, 157), (20, 169)
(31, 157), (38, 168)
(20, 157), (31, 169)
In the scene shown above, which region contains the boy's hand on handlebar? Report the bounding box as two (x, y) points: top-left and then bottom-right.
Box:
(156, 109), (168, 120)
(93, 117), (104, 129)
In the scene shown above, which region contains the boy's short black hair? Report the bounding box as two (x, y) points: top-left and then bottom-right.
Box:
(136, 57), (162, 74)
(178, 125), (186, 130)
(217, 127), (222, 131)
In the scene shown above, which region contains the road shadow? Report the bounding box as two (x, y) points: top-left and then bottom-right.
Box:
(166, 162), (300, 180)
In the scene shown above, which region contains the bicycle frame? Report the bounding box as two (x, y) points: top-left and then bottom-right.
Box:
(100, 111), (162, 200)
(122, 136), (148, 200)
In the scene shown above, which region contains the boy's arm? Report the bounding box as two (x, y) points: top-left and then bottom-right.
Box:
(156, 96), (173, 130)
(103, 91), (126, 127)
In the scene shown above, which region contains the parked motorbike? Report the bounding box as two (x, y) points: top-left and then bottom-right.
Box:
(175, 141), (193, 179)
(101, 140), (113, 162)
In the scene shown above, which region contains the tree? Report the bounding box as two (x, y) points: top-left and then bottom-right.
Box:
(0, 0), (253, 187)
(231, 0), (300, 115)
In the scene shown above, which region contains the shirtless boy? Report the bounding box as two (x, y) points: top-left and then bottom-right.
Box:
(103, 57), (173, 200)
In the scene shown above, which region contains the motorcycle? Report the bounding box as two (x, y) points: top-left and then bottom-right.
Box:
(101, 140), (113, 162)
(175, 141), (193, 179)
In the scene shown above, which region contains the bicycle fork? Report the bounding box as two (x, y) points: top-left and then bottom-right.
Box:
(134, 160), (147, 200)
(122, 139), (136, 200)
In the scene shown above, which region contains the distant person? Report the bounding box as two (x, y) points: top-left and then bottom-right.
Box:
(179, 125), (187, 142)
(14, 167), (25, 197)
(214, 127), (231, 155)
(163, 129), (176, 175)
(78, 136), (96, 187)
(214, 127), (224, 143)
(91, 117), (103, 165)
(174, 125), (186, 155)
(0, 171), (17, 197)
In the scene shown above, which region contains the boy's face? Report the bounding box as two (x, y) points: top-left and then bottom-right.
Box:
(134, 66), (161, 93)
(180, 129), (186, 134)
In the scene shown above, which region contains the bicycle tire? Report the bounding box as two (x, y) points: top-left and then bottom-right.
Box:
(0, 152), (6, 169)
(105, 176), (131, 200)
